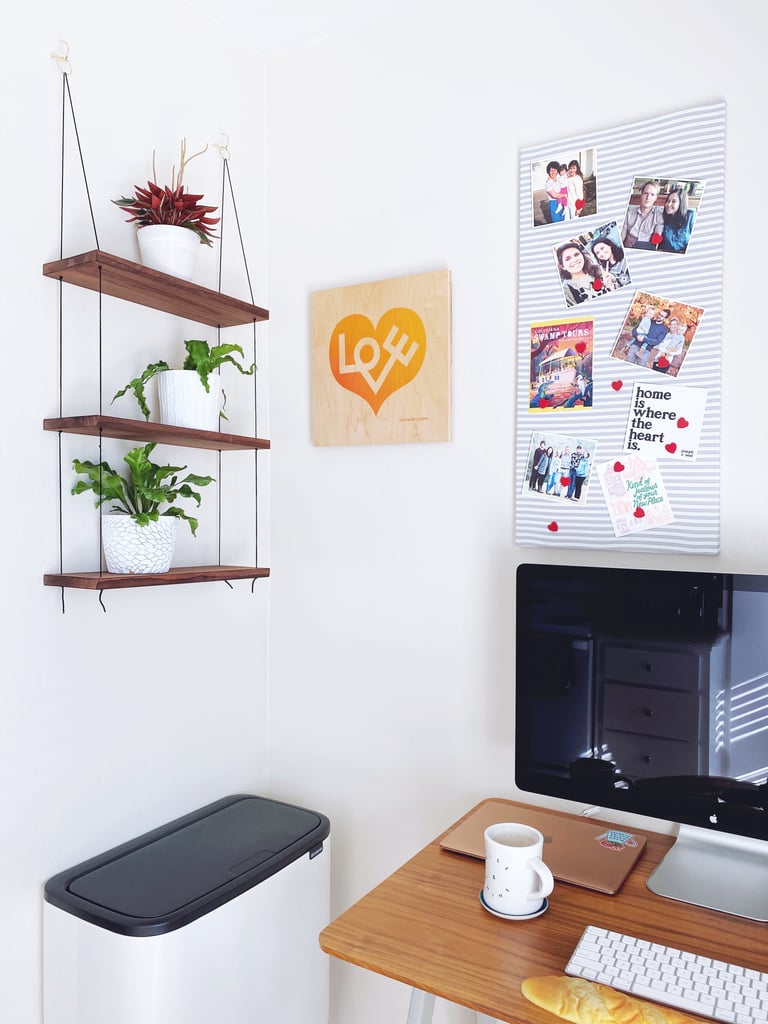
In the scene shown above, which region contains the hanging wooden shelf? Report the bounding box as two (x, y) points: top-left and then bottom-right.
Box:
(44, 566), (271, 591)
(44, 414), (270, 452)
(43, 250), (269, 328)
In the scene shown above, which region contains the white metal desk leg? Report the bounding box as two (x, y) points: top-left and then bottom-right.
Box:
(406, 988), (436, 1024)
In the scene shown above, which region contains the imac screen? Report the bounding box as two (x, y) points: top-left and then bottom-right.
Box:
(515, 562), (768, 918)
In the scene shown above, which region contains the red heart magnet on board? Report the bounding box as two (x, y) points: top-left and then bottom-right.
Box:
(613, 461), (625, 473)
(677, 417), (689, 429)
(560, 477), (570, 488)
(656, 356), (670, 369)
(665, 442), (677, 453)
(633, 507), (646, 519)
(611, 380), (623, 392)
(575, 341), (587, 354)
(547, 522), (559, 532)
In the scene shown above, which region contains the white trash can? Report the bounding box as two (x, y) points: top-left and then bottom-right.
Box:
(43, 794), (331, 1024)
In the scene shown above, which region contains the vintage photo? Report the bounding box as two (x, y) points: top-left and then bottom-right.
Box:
(609, 290), (704, 377)
(531, 148), (597, 227)
(529, 317), (593, 411)
(552, 221), (632, 307)
(523, 431), (598, 503)
(621, 177), (706, 253)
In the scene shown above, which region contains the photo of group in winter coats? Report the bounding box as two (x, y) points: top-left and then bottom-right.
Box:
(551, 221), (632, 308)
(523, 432), (598, 504)
(609, 290), (704, 377)
(621, 177), (705, 254)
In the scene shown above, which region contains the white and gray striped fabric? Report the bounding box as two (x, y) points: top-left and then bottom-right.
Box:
(516, 102), (725, 554)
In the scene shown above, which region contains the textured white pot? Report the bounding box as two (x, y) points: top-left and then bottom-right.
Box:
(101, 515), (177, 574)
(157, 370), (222, 431)
(137, 224), (200, 280)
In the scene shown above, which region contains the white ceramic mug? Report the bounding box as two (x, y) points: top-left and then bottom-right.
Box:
(483, 822), (554, 916)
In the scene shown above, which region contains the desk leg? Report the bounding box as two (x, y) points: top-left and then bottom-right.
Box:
(406, 989), (500, 1024)
(406, 988), (435, 1024)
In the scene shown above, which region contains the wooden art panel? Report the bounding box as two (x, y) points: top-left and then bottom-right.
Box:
(311, 269), (451, 446)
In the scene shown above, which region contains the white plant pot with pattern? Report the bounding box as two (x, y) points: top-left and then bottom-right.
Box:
(157, 369), (222, 431)
(101, 514), (177, 575)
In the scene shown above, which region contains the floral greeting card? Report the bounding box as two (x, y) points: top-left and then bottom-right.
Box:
(597, 453), (674, 537)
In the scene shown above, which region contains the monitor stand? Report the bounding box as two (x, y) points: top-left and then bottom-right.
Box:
(647, 824), (768, 921)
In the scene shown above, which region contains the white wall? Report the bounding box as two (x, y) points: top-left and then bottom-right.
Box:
(3, 3), (767, 1024)
(264, 4), (768, 1024)
(3, 7), (270, 1023)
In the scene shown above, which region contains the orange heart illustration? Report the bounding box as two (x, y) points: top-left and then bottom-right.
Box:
(329, 308), (426, 415)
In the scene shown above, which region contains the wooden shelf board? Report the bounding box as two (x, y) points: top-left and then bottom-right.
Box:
(42, 250), (269, 328)
(44, 566), (271, 591)
(44, 415), (270, 452)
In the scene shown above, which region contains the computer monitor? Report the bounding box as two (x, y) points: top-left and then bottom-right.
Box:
(514, 561), (768, 921)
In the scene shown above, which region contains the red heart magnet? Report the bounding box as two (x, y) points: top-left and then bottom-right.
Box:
(665, 442), (677, 453)
(633, 507), (645, 519)
(560, 477), (570, 488)
(656, 356), (670, 369)
(592, 279), (603, 292)
(538, 399), (551, 408)
(613, 461), (625, 473)
(547, 522), (559, 533)
(677, 417), (689, 429)
(575, 341), (587, 354)
(611, 380), (623, 392)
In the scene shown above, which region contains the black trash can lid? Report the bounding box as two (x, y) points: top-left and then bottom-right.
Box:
(44, 794), (330, 937)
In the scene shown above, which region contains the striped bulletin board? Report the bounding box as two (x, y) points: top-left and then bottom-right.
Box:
(515, 103), (725, 554)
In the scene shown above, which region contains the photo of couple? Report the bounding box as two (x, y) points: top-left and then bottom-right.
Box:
(531, 149), (596, 226)
(551, 221), (632, 307)
(621, 177), (705, 254)
(610, 290), (704, 377)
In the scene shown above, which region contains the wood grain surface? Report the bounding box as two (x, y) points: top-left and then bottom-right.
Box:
(320, 798), (766, 1023)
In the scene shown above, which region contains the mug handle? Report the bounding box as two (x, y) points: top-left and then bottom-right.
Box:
(526, 857), (554, 900)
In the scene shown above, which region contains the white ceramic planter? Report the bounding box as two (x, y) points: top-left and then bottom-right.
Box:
(157, 369), (222, 431)
(101, 514), (177, 574)
(137, 224), (200, 280)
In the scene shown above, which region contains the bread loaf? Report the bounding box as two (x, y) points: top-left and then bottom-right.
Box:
(522, 975), (702, 1024)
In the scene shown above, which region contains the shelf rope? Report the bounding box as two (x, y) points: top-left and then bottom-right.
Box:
(216, 144), (262, 573)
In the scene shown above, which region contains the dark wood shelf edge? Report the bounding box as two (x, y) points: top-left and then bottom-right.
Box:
(42, 250), (269, 328)
(44, 415), (270, 452)
(44, 566), (271, 591)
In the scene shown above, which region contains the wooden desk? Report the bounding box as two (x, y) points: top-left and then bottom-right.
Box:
(319, 798), (766, 1024)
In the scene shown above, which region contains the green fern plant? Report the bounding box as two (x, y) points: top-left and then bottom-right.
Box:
(72, 443), (214, 535)
(112, 338), (255, 421)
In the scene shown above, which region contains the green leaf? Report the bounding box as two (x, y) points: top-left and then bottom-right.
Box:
(71, 444), (213, 536)
(112, 361), (170, 420)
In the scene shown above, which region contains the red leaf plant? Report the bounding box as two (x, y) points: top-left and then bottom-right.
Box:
(113, 139), (220, 246)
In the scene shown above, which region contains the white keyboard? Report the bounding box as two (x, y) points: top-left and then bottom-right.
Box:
(565, 925), (768, 1023)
